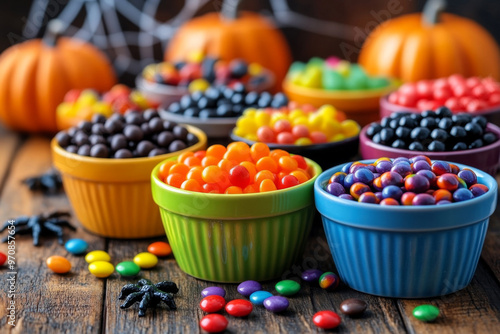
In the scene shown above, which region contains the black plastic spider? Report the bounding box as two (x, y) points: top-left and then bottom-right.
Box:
(1, 211), (76, 246)
(22, 171), (63, 194)
(119, 278), (179, 317)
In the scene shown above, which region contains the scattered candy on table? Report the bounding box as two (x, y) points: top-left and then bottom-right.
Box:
(133, 252), (158, 269)
(147, 241), (172, 257)
(142, 57), (272, 91)
(64, 238), (88, 255)
(165, 84), (288, 119)
(326, 155), (489, 205)
(119, 278), (179, 317)
(85, 250), (111, 263)
(46, 255), (71, 274)
(312, 310), (341, 329)
(413, 304), (440, 322)
(237, 280), (263, 297)
(158, 142), (312, 194)
(55, 110), (199, 158)
(301, 269), (323, 282)
(0, 251), (6, 266)
(88, 261), (115, 278)
(319, 272), (340, 290)
(200, 295), (226, 313)
(263, 296), (289, 313)
(201, 286), (226, 298)
(233, 104), (360, 145)
(340, 298), (367, 317)
(115, 261), (141, 277)
(387, 75), (500, 112)
(249, 291), (273, 305)
(275, 280), (301, 296)
(200, 314), (228, 333)
(287, 57), (390, 91)
(1, 211), (75, 246)
(366, 107), (497, 151)
(225, 299), (253, 317)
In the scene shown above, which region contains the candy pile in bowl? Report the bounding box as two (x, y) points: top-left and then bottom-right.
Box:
(381, 75), (500, 119)
(325, 155), (488, 206)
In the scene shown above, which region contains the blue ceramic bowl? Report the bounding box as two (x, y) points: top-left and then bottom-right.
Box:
(314, 160), (497, 298)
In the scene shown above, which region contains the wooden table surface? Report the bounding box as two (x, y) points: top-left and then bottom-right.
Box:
(1, 125), (500, 334)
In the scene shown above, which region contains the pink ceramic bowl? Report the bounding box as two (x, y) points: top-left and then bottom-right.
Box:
(359, 123), (500, 175)
(380, 96), (500, 125)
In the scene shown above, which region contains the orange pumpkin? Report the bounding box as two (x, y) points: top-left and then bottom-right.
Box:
(359, 0), (500, 82)
(165, 0), (292, 88)
(0, 20), (117, 133)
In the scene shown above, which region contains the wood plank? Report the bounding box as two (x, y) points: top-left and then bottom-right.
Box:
(482, 231), (500, 283)
(0, 125), (22, 192)
(397, 261), (500, 334)
(0, 136), (105, 333)
(105, 225), (407, 333)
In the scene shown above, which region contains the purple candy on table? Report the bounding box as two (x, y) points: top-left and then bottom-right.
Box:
(412, 160), (431, 173)
(326, 182), (345, 196)
(391, 162), (412, 177)
(359, 192), (378, 204)
(380, 171), (403, 188)
(393, 157), (410, 164)
(374, 192), (384, 202)
(263, 296), (289, 313)
(410, 155), (429, 164)
(353, 168), (374, 184)
(431, 161), (451, 175)
(375, 160), (393, 173)
(339, 194), (355, 201)
(201, 286), (226, 298)
(453, 188), (474, 202)
(237, 280), (262, 297)
(405, 174), (430, 193)
(470, 185), (488, 197)
(366, 164), (376, 173)
(301, 269), (323, 282)
(349, 164), (367, 174)
(412, 193), (436, 205)
(416, 170), (437, 185)
(330, 172), (346, 186)
(458, 169), (477, 187)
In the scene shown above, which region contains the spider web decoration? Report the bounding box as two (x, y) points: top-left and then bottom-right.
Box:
(23, 0), (357, 80)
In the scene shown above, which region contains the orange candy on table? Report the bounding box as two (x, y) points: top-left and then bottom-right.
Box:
(46, 255), (71, 274)
(147, 241), (172, 257)
(158, 142), (311, 194)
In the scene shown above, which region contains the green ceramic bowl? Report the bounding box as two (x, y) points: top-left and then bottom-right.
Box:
(151, 157), (322, 282)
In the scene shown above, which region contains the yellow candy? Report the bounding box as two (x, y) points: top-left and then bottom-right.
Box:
(188, 79), (210, 93)
(317, 105), (337, 119)
(233, 127), (247, 137)
(236, 118), (258, 134)
(187, 50), (205, 63)
(133, 252), (158, 269)
(142, 64), (157, 81)
(290, 72), (303, 85)
(56, 102), (75, 117)
(248, 63), (263, 76)
(341, 119), (360, 137)
(295, 137), (313, 146)
(321, 119), (342, 138)
(270, 112), (287, 126)
(92, 102), (113, 117)
(246, 134), (258, 142)
(130, 90), (150, 109)
(299, 67), (322, 88)
(288, 109), (306, 120)
(88, 261), (114, 278)
(243, 108), (257, 117)
(308, 113), (323, 131)
(85, 250), (111, 264)
(330, 133), (346, 142)
(292, 116), (308, 126)
(77, 90), (99, 106)
(255, 111), (271, 127)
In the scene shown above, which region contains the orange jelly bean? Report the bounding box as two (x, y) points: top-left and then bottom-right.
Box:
(250, 142), (271, 162)
(256, 157), (278, 173)
(169, 163), (190, 176)
(46, 255), (71, 274)
(259, 179), (277, 192)
(181, 179), (202, 192)
(158, 160), (175, 180)
(147, 241), (172, 257)
(206, 144), (227, 160)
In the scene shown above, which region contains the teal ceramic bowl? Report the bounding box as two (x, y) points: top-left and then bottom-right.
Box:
(314, 160), (497, 298)
(151, 157), (322, 283)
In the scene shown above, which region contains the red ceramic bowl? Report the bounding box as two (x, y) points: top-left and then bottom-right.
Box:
(359, 123), (500, 175)
(380, 96), (500, 125)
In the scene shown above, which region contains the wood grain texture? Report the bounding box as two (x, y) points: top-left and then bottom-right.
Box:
(0, 136), (105, 333)
(0, 125), (22, 192)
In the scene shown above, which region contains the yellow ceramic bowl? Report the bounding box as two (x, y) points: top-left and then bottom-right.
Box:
(283, 80), (397, 127)
(51, 125), (207, 238)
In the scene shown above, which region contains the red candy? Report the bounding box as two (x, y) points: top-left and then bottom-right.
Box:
(147, 241), (172, 257)
(225, 299), (253, 317)
(312, 310), (341, 329)
(0, 251), (6, 266)
(200, 314), (228, 333)
(200, 295), (226, 313)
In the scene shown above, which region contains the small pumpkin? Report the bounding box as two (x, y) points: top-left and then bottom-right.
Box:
(0, 20), (117, 133)
(359, 0), (500, 82)
(165, 0), (292, 87)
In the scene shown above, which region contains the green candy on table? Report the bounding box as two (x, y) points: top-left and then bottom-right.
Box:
(323, 69), (345, 90)
(116, 261), (141, 277)
(275, 279), (301, 296)
(413, 304), (439, 322)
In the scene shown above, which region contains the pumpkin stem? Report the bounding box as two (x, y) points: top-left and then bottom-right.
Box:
(221, 0), (241, 20)
(43, 19), (66, 47)
(422, 0), (447, 25)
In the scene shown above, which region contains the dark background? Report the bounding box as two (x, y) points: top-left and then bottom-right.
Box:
(1, 0), (499, 84)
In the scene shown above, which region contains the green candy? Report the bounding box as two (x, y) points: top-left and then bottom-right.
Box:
(413, 304), (439, 322)
(275, 279), (301, 296)
(115, 261), (141, 277)
(323, 70), (345, 90)
(288, 61), (306, 75)
(306, 57), (325, 68)
(367, 77), (390, 89)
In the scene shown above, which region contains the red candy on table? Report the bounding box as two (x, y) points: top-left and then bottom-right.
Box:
(312, 310), (341, 329)
(147, 241), (172, 257)
(200, 295), (226, 313)
(200, 314), (228, 333)
(225, 299), (253, 317)
(0, 251), (6, 266)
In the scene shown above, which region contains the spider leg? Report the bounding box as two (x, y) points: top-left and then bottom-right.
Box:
(120, 292), (143, 309)
(32, 222), (41, 246)
(155, 281), (179, 294)
(1, 226), (31, 243)
(119, 285), (141, 299)
(0, 216), (29, 232)
(43, 222), (64, 244)
(138, 292), (152, 317)
(138, 278), (152, 287)
(22, 177), (40, 190)
(40, 174), (57, 192)
(155, 292), (177, 310)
